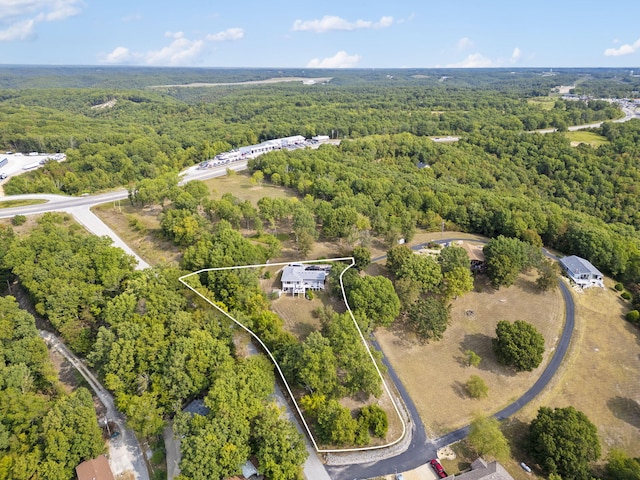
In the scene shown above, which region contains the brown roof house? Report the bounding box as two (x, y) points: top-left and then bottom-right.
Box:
(453, 458), (514, 480)
(75, 455), (115, 480)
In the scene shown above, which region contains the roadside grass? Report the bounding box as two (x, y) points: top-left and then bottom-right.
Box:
(0, 198), (47, 209)
(91, 202), (181, 267)
(514, 277), (640, 458)
(565, 130), (609, 147)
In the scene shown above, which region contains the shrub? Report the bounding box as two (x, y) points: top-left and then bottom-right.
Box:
(466, 375), (489, 399)
(358, 405), (388, 438)
(625, 310), (639, 324)
(621, 291), (632, 301)
(614, 282), (625, 291)
(11, 214), (26, 226)
(465, 350), (482, 367)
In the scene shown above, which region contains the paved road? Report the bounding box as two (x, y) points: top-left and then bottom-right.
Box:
(0, 163), (249, 270)
(0, 150), (583, 478)
(330, 239), (576, 480)
(39, 330), (150, 480)
(535, 105), (637, 134)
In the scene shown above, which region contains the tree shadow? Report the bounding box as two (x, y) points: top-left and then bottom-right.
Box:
(607, 396), (640, 429)
(451, 380), (469, 399)
(459, 333), (518, 377)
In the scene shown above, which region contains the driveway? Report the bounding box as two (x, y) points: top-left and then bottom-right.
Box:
(39, 330), (150, 480)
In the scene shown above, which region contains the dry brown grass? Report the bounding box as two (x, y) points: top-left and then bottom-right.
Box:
(376, 270), (564, 438)
(203, 171), (298, 205)
(514, 277), (640, 457)
(91, 202), (181, 267)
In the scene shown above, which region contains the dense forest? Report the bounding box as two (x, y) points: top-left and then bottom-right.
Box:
(2, 68), (640, 478)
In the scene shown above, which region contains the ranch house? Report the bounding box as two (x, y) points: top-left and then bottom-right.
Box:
(559, 255), (604, 288)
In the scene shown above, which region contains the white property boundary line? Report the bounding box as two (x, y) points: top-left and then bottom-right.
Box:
(178, 257), (406, 453)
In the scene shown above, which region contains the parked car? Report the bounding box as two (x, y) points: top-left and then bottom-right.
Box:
(395, 474), (404, 480)
(0, 172), (7, 179)
(430, 459), (448, 478)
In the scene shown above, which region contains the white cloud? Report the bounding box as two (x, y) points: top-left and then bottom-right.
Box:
(457, 37), (473, 50)
(0, 18), (35, 41)
(292, 15), (393, 33)
(206, 27), (244, 42)
(100, 28), (245, 66)
(511, 47), (522, 62)
(101, 46), (141, 64)
(307, 50), (361, 68)
(604, 38), (640, 56)
(445, 53), (495, 68)
(0, 0), (83, 41)
(396, 13), (415, 24)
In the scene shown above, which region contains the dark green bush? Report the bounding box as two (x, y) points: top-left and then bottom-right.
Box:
(625, 310), (639, 323)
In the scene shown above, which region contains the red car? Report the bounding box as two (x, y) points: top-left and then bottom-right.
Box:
(430, 458), (448, 478)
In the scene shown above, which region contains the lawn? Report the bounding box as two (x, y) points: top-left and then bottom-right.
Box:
(565, 130), (609, 147)
(376, 269), (564, 438)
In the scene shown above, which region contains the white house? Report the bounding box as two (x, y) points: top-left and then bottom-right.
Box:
(559, 255), (604, 288)
(281, 263), (331, 296)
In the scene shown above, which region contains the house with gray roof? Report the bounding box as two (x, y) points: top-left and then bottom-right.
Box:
(281, 263), (331, 295)
(559, 255), (604, 288)
(452, 458), (514, 480)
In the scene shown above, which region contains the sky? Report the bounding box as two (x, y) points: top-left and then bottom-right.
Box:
(1, 0), (640, 69)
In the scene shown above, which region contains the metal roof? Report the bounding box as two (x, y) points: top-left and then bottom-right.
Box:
(559, 255), (602, 276)
(281, 264), (328, 283)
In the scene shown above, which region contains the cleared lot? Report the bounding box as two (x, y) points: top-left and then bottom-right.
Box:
(376, 270), (563, 437)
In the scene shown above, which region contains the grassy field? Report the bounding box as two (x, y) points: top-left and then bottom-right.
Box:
(376, 269), (564, 437)
(565, 130), (609, 147)
(91, 202), (181, 267)
(0, 198), (47, 209)
(203, 170), (298, 205)
(527, 97), (556, 111)
(513, 277), (640, 457)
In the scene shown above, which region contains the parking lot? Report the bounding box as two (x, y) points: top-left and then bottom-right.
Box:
(0, 152), (66, 187)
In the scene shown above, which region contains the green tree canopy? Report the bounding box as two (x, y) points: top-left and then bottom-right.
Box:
(467, 413), (510, 461)
(528, 406), (601, 480)
(347, 275), (400, 329)
(493, 320), (545, 371)
(407, 297), (450, 341)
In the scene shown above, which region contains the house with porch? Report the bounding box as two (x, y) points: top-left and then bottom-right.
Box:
(281, 263), (331, 296)
(559, 255), (604, 288)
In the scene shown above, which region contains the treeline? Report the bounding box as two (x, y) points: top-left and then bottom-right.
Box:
(0, 296), (104, 479)
(1, 76), (621, 195)
(0, 214), (308, 479)
(125, 175), (391, 447)
(249, 131), (640, 287)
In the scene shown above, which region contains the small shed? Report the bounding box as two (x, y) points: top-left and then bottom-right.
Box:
(76, 455), (115, 480)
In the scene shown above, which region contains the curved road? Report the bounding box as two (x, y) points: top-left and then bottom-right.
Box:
(0, 154), (586, 478)
(327, 240), (576, 480)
